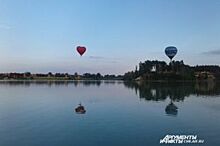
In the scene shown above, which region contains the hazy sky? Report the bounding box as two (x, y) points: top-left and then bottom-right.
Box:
(0, 0), (220, 74)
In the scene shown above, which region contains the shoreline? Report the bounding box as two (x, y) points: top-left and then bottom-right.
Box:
(0, 79), (218, 83)
(0, 79), (123, 82)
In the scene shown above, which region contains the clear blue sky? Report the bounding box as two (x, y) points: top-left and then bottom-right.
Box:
(0, 0), (220, 74)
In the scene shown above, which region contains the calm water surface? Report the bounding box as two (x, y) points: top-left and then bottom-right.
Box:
(0, 81), (220, 146)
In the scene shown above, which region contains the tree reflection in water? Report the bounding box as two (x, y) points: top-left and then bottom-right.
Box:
(123, 81), (220, 101)
(1, 80), (220, 117)
(124, 81), (220, 116)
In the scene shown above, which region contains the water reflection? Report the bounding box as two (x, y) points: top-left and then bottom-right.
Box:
(1, 80), (219, 100)
(165, 101), (178, 116)
(0, 80), (220, 146)
(0, 80), (119, 87)
(124, 81), (220, 117)
(123, 81), (220, 102)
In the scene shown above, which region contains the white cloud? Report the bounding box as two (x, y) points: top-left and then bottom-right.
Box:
(202, 49), (220, 55)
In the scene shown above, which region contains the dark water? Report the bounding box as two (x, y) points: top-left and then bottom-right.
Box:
(0, 81), (220, 146)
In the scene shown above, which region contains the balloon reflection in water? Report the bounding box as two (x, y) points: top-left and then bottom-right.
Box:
(165, 100), (178, 116)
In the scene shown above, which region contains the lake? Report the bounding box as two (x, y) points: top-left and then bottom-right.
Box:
(0, 81), (220, 146)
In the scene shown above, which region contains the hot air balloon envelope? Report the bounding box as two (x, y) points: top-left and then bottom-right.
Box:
(76, 46), (86, 56)
(165, 46), (177, 60)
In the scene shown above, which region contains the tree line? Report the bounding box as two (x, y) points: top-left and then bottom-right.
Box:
(123, 60), (220, 81)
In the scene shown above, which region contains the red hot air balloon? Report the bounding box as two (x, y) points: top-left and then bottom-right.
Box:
(76, 46), (86, 56)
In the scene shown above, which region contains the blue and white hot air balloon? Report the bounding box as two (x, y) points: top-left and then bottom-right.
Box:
(165, 46), (178, 61)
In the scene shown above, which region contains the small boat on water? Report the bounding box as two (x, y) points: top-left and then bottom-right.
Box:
(75, 104), (86, 114)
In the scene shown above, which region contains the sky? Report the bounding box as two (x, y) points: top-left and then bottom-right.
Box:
(0, 0), (220, 75)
